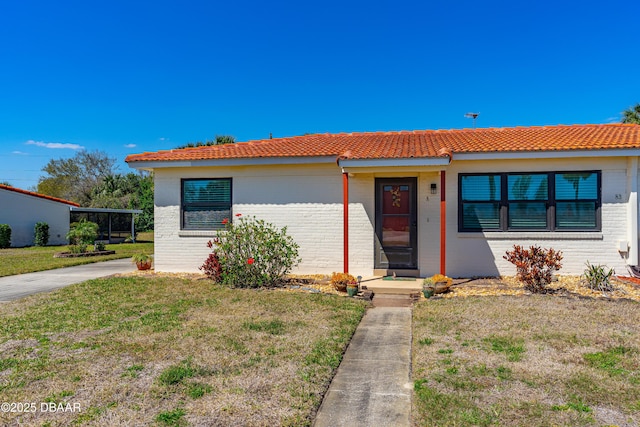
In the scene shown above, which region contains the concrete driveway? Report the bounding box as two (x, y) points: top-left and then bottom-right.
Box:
(0, 258), (137, 302)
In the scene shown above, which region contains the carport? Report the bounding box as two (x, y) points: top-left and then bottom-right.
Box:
(69, 207), (142, 243)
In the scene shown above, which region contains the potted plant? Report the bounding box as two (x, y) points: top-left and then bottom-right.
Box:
(422, 278), (435, 298)
(346, 280), (359, 297)
(331, 272), (357, 293)
(132, 253), (152, 270)
(430, 274), (453, 294)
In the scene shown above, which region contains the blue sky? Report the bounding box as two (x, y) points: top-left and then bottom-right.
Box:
(1, 0), (638, 190)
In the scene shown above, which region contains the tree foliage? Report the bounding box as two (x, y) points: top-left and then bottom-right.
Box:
(37, 150), (117, 205)
(90, 172), (154, 231)
(176, 135), (236, 149)
(621, 103), (640, 124)
(36, 150), (154, 231)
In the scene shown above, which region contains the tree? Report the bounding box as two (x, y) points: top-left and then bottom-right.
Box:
(37, 150), (117, 205)
(176, 135), (236, 149)
(621, 103), (640, 124)
(90, 172), (154, 231)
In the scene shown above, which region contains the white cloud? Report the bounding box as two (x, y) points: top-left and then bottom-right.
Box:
(12, 151), (29, 155)
(25, 140), (84, 150)
(159, 137), (168, 141)
(124, 143), (137, 148)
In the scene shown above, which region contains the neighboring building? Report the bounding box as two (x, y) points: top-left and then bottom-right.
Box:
(125, 124), (640, 277)
(0, 184), (79, 247)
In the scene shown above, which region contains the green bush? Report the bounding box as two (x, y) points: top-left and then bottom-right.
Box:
(66, 219), (99, 253)
(0, 224), (11, 248)
(34, 222), (50, 246)
(204, 214), (300, 288)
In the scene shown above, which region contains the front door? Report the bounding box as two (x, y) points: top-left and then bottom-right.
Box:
(375, 178), (418, 269)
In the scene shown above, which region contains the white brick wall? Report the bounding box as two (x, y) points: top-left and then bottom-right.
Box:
(154, 164), (351, 275)
(446, 157), (633, 277)
(151, 156), (639, 278)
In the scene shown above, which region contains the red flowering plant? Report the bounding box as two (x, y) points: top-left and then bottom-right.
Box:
(504, 245), (563, 293)
(202, 214), (300, 288)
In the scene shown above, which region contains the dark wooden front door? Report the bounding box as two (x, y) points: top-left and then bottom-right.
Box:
(375, 178), (418, 269)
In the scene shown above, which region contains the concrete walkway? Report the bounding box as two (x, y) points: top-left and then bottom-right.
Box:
(0, 258), (137, 302)
(314, 301), (413, 426)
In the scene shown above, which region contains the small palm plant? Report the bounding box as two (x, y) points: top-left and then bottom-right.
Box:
(67, 219), (98, 253)
(581, 262), (615, 292)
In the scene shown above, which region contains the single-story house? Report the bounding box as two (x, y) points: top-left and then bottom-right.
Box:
(0, 184), (79, 247)
(125, 123), (640, 278)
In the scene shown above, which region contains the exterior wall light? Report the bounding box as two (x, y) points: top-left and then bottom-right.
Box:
(430, 183), (437, 194)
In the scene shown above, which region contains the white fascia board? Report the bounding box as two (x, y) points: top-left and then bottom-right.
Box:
(127, 156), (336, 170)
(454, 149), (640, 161)
(71, 207), (143, 214)
(338, 157), (451, 168)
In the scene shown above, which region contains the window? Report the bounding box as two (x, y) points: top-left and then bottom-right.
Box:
(181, 178), (232, 230)
(460, 175), (501, 230)
(459, 171), (600, 232)
(507, 174), (548, 229)
(555, 172), (598, 229)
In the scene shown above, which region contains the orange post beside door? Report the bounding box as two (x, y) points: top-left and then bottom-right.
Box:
(343, 172), (349, 273)
(440, 170), (446, 275)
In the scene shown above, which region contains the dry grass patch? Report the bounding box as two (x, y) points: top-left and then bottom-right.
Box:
(0, 275), (366, 426)
(413, 295), (640, 426)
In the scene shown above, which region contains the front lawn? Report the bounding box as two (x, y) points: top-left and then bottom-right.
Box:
(0, 241), (154, 277)
(0, 275), (367, 426)
(413, 295), (640, 426)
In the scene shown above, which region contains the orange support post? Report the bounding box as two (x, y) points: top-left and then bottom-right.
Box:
(343, 172), (349, 273)
(440, 170), (446, 275)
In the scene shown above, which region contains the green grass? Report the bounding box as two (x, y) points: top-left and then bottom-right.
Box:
(0, 236), (153, 277)
(413, 296), (640, 426)
(0, 275), (366, 425)
(156, 408), (186, 426)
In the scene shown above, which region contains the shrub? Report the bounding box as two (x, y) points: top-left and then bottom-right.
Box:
(582, 262), (615, 292)
(503, 245), (563, 293)
(34, 222), (49, 246)
(204, 214), (300, 288)
(331, 272), (357, 292)
(0, 224), (11, 248)
(67, 219), (99, 254)
(200, 250), (222, 282)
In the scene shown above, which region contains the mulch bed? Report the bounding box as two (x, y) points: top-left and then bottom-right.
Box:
(439, 275), (640, 302)
(118, 271), (640, 302)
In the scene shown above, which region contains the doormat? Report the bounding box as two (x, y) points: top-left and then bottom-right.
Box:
(382, 276), (417, 281)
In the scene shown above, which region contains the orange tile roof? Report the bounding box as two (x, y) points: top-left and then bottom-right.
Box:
(125, 124), (640, 164)
(0, 184), (80, 207)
